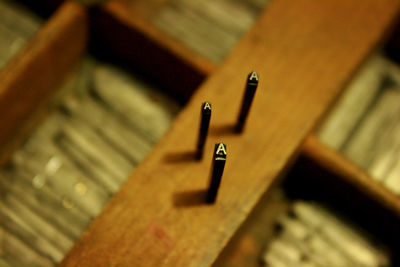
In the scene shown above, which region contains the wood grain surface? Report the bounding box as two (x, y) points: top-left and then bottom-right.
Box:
(62, 0), (400, 266)
(0, 1), (87, 160)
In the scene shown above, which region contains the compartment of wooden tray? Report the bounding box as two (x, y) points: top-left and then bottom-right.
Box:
(88, 0), (215, 102)
(296, 56), (400, 222)
(0, 0), (185, 265)
(212, 180), (400, 266)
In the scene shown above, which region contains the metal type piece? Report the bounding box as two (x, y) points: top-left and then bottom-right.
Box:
(206, 143), (227, 203)
(235, 71), (259, 133)
(196, 102), (212, 159)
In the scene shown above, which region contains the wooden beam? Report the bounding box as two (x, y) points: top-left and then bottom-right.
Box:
(0, 1), (87, 159)
(62, 0), (400, 266)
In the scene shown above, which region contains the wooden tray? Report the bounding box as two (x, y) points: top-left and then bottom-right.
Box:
(1, 0), (400, 266)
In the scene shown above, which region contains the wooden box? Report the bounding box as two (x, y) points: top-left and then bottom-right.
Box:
(1, 0), (400, 265)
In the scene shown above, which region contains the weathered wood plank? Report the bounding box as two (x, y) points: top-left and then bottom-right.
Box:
(62, 0), (400, 266)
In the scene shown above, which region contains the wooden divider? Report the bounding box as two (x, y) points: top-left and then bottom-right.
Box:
(61, 0), (400, 266)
